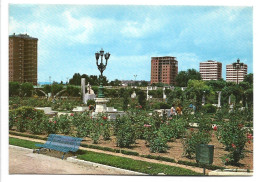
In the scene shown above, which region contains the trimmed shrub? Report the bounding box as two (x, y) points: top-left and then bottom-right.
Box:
(202, 104), (217, 113)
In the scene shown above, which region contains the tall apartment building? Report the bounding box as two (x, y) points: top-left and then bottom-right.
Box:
(9, 33), (38, 85)
(151, 56), (178, 85)
(226, 62), (247, 84)
(199, 60), (222, 81)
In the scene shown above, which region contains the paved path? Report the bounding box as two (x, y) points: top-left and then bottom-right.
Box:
(9, 145), (142, 175)
(9, 134), (205, 174)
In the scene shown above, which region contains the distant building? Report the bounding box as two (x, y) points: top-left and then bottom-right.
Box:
(9, 33), (38, 85)
(199, 60), (222, 81)
(151, 56), (178, 85)
(226, 62), (247, 84)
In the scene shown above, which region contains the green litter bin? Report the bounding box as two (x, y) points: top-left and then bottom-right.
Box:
(196, 144), (214, 165)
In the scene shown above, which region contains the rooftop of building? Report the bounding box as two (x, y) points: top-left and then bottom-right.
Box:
(9, 33), (38, 40)
(200, 60), (221, 63)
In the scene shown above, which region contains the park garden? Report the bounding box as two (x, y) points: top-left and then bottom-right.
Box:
(9, 73), (253, 172)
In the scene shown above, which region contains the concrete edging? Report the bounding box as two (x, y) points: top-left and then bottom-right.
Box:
(9, 145), (33, 152)
(67, 156), (147, 175)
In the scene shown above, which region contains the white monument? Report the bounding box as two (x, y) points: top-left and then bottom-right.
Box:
(81, 78), (96, 104)
(131, 91), (136, 99)
(217, 91), (222, 108)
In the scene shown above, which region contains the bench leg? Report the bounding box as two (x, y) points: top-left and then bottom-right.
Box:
(62, 152), (66, 160)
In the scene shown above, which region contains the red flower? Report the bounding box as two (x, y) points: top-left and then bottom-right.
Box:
(103, 116), (108, 120)
(70, 113), (74, 116)
(54, 121), (56, 124)
(101, 123), (103, 126)
(248, 140), (251, 144)
(213, 126), (217, 131)
(232, 143), (236, 148)
(225, 158), (229, 162)
(29, 118), (32, 120)
(190, 128), (194, 132)
(139, 105), (142, 109)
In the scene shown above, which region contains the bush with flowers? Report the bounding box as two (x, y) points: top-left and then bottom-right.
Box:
(182, 130), (211, 159)
(114, 114), (136, 148)
(54, 114), (71, 135)
(9, 106), (48, 133)
(44, 118), (58, 134)
(71, 112), (92, 138)
(216, 116), (252, 165)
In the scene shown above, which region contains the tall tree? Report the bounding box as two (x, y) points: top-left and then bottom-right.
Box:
(176, 69), (201, 87)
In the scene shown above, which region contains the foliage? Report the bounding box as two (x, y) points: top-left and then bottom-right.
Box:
(51, 83), (64, 96)
(182, 130), (211, 158)
(216, 115), (252, 165)
(202, 104), (217, 113)
(71, 112), (91, 137)
(9, 82), (20, 96)
(114, 115), (136, 148)
(122, 94), (129, 111)
(176, 69), (201, 87)
(9, 106), (48, 134)
(66, 85), (80, 97)
(20, 82), (34, 97)
(137, 90), (146, 109)
(244, 73), (253, 85)
(43, 84), (51, 94)
(186, 80), (213, 111)
(53, 114), (71, 135)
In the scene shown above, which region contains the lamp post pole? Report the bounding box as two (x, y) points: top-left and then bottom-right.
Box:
(95, 48), (110, 98)
(232, 58), (244, 84)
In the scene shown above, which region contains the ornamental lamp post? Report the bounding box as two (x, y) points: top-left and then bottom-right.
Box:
(95, 48), (110, 98)
(232, 58), (244, 84)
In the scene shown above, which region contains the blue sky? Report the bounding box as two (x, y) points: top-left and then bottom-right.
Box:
(9, 5), (253, 83)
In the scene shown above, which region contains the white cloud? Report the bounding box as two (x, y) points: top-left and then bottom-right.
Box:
(120, 17), (162, 38)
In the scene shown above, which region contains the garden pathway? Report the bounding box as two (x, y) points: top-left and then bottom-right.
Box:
(9, 145), (143, 175)
(9, 134), (206, 174)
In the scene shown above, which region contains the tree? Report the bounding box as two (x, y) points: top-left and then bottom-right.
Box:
(69, 73), (81, 85)
(137, 90), (146, 109)
(21, 82), (34, 97)
(122, 94), (129, 111)
(9, 82), (20, 96)
(186, 80), (212, 110)
(43, 84), (51, 94)
(51, 83), (64, 95)
(206, 79), (226, 91)
(244, 73), (253, 85)
(176, 69), (201, 87)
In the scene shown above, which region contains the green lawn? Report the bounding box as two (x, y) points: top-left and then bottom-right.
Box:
(9, 137), (201, 176)
(77, 151), (201, 175)
(9, 137), (42, 149)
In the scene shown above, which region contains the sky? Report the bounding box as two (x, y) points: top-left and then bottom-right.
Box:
(9, 4), (253, 83)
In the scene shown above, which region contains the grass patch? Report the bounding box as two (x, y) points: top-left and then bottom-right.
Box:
(177, 160), (225, 170)
(78, 151), (201, 175)
(9, 137), (41, 149)
(121, 150), (139, 156)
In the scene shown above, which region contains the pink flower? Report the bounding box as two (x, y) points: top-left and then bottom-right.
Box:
(54, 121), (56, 124)
(139, 105), (142, 109)
(70, 113), (74, 116)
(232, 143), (236, 149)
(161, 120), (164, 123)
(225, 158), (229, 162)
(212, 134), (215, 137)
(29, 118), (32, 120)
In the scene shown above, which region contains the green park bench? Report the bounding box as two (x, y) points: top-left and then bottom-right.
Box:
(35, 134), (83, 160)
